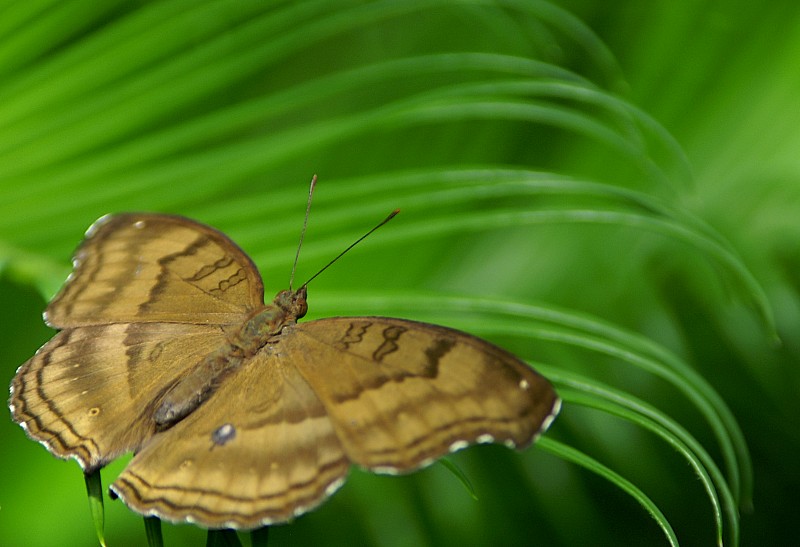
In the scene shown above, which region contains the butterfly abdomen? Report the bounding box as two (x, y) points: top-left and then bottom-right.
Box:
(153, 343), (245, 429)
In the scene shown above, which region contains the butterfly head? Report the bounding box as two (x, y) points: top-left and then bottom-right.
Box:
(273, 286), (308, 322)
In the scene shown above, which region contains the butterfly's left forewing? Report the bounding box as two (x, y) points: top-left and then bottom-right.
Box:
(45, 214), (265, 328)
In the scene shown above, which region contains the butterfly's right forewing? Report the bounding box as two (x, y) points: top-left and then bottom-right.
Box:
(286, 317), (560, 473)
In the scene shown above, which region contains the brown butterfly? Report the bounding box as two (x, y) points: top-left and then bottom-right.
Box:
(9, 210), (560, 529)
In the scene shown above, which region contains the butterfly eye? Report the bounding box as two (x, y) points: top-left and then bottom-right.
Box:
(294, 290), (308, 320)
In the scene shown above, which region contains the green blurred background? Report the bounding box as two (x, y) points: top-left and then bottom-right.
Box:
(2, 1), (798, 545)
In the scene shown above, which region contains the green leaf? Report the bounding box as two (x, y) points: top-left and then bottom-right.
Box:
(537, 437), (680, 547)
(83, 470), (106, 547)
(437, 458), (479, 501)
(144, 517), (163, 547)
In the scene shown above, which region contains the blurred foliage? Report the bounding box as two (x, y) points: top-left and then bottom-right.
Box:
(2, 1), (799, 545)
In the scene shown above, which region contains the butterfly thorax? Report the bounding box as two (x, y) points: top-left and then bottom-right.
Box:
(232, 288), (309, 354)
(152, 288), (309, 430)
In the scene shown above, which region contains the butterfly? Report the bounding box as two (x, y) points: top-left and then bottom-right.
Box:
(9, 210), (560, 529)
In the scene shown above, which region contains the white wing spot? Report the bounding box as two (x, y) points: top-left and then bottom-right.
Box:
(448, 440), (469, 453)
(134, 220), (146, 229)
(540, 398), (562, 433)
(519, 379), (530, 390)
(325, 476), (346, 496)
(371, 465), (402, 475)
(85, 214), (113, 238)
(476, 433), (494, 444)
(211, 423), (237, 446)
(293, 504), (308, 518)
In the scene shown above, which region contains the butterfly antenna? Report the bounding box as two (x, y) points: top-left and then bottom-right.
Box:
(289, 174), (317, 291)
(301, 208), (400, 289)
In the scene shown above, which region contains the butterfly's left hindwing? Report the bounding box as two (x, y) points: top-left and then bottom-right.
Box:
(11, 322), (229, 471)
